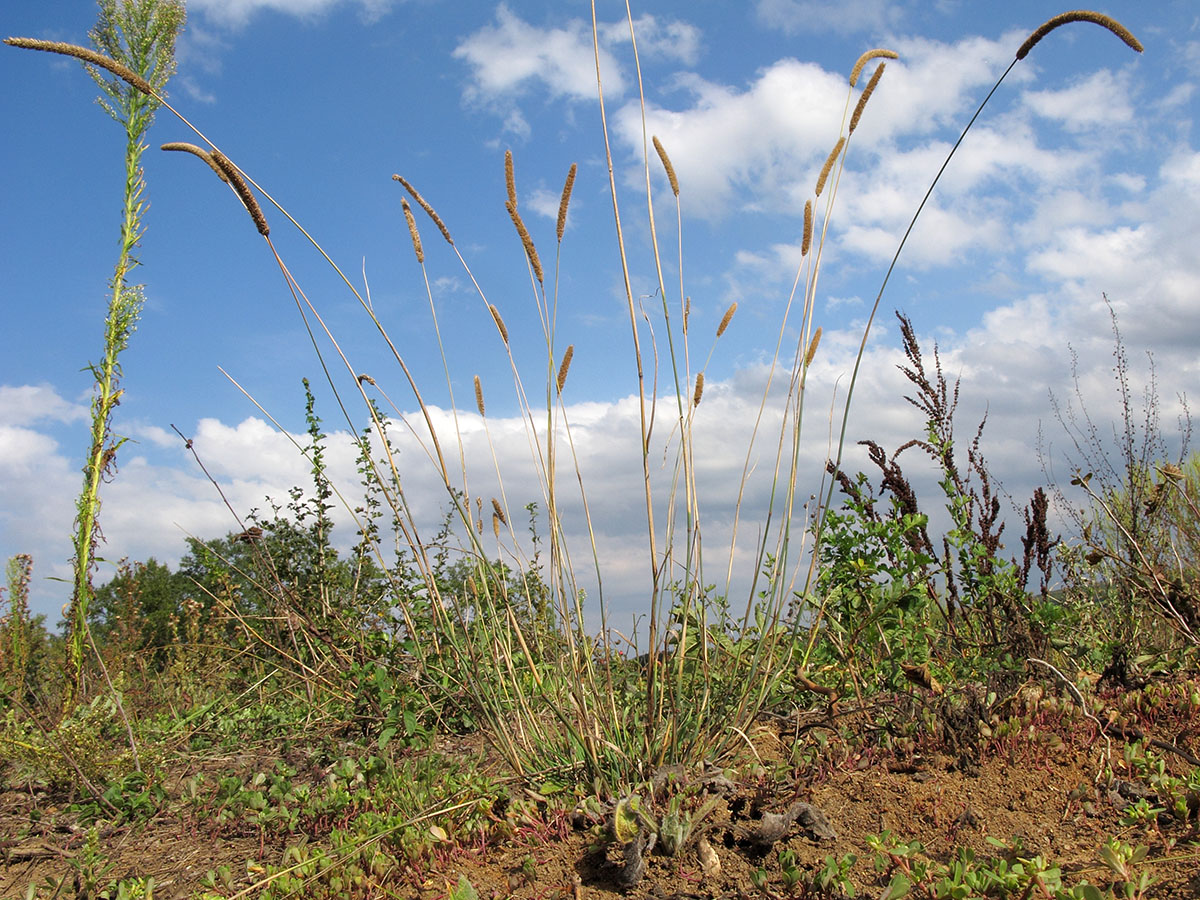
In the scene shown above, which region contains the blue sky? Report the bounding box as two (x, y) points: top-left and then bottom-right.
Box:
(2, 0), (1198, 630)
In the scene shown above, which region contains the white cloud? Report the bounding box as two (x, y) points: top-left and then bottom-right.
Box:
(0, 384), (88, 427)
(597, 15), (702, 66)
(755, 0), (905, 36)
(189, 0), (393, 29)
(1023, 69), (1135, 132)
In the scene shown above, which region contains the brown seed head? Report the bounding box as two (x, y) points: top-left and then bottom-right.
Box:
(491, 497), (507, 526)
(401, 198), (424, 264)
(849, 63), (885, 135)
(161, 142), (229, 183)
(392, 175), (454, 245)
(474, 375), (485, 416)
(506, 199), (544, 284)
(849, 48), (898, 86)
(493, 513), (501, 539)
(556, 344), (575, 395)
(489, 304), (509, 344)
(504, 149), (517, 208)
(210, 151), (270, 236)
(1017, 11), (1142, 60)
(683, 296), (691, 335)
(557, 163), (577, 243)
(717, 302), (737, 338)
(802, 200), (813, 256)
(815, 136), (845, 198)
(804, 327), (823, 367)
(652, 136), (680, 196)
(5, 37), (153, 95)
(692, 372), (705, 408)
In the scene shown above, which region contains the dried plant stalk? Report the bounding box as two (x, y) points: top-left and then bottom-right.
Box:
(693, 372), (705, 408)
(815, 136), (845, 198)
(556, 344), (575, 394)
(161, 142), (229, 183)
(652, 136), (680, 196)
(716, 302), (737, 338)
(1017, 11), (1143, 60)
(489, 304), (509, 344)
(5, 37), (153, 95)
(210, 150), (270, 236)
(557, 163), (577, 242)
(474, 375), (485, 416)
(491, 497), (507, 526)
(805, 327), (823, 367)
(401, 198), (424, 264)
(849, 63), (885, 135)
(506, 199), (544, 284)
(392, 175), (454, 245)
(505, 149), (517, 208)
(802, 200), (813, 256)
(849, 47), (898, 86)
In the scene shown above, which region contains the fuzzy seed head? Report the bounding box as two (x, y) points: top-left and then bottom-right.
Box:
(161, 142), (229, 183)
(392, 175), (454, 245)
(717, 302), (737, 338)
(474, 375), (485, 416)
(489, 304), (509, 344)
(849, 48), (898, 86)
(506, 199), (544, 284)
(815, 136), (845, 199)
(1017, 11), (1142, 60)
(210, 150), (270, 236)
(805, 327), (823, 368)
(692, 372), (705, 408)
(557, 163), (577, 243)
(491, 497), (507, 527)
(849, 63), (885, 135)
(802, 200), (813, 256)
(5, 37), (154, 95)
(683, 296), (691, 335)
(652, 135), (680, 196)
(556, 345), (575, 395)
(504, 149), (517, 208)
(401, 198), (424, 264)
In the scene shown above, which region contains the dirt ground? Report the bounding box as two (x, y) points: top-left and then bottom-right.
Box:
(3, 678), (1200, 899)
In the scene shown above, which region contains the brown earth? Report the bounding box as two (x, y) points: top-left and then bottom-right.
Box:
(3, 677), (1200, 899)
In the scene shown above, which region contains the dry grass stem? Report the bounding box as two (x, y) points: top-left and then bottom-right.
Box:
(717, 302), (737, 338)
(556, 345), (575, 395)
(1016, 11), (1143, 60)
(652, 136), (680, 196)
(401, 198), (424, 264)
(849, 63), (885, 135)
(693, 372), (705, 408)
(209, 150), (270, 236)
(504, 149), (517, 208)
(160, 142), (228, 183)
(491, 498), (507, 526)
(392, 175), (454, 245)
(805, 327), (822, 367)
(474, 375), (485, 416)
(557, 163), (577, 242)
(505, 199), (544, 284)
(489, 304), (509, 344)
(802, 200), (813, 256)
(849, 47), (898, 86)
(815, 136), (845, 198)
(5, 37), (153, 95)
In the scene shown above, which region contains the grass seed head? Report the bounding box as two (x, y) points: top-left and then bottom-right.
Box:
(816, 136), (845, 198)
(802, 200), (813, 256)
(401, 198), (424, 264)
(506, 199), (544, 284)
(693, 372), (705, 408)
(805, 327), (823, 367)
(556, 345), (575, 395)
(557, 163), (577, 243)
(849, 48), (898, 86)
(652, 136), (680, 196)
(5, 37), (153, 95)
(489, 304), (509, 344)
(392, 175), (454, 245)
(1017, 11), (1143, 60)
(474, 375), (485, 416)
(161, 142), (228, 183)
(210, 151), (270, 236)
(491, 498), (507, 526)
(717, 302), (737, 338)
(849, 63), (885, 135)
(684, 296), (691, 335)
(505, 149), (517, 208)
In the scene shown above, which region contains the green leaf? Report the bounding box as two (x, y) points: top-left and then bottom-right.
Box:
(378, 726), (396, 750)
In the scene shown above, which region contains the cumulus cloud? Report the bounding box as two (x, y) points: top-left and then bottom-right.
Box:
(189, 0), (394, 29)
(755, 0), (906, 36)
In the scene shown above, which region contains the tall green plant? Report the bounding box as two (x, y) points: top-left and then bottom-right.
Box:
(62, 0), (187, 710)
